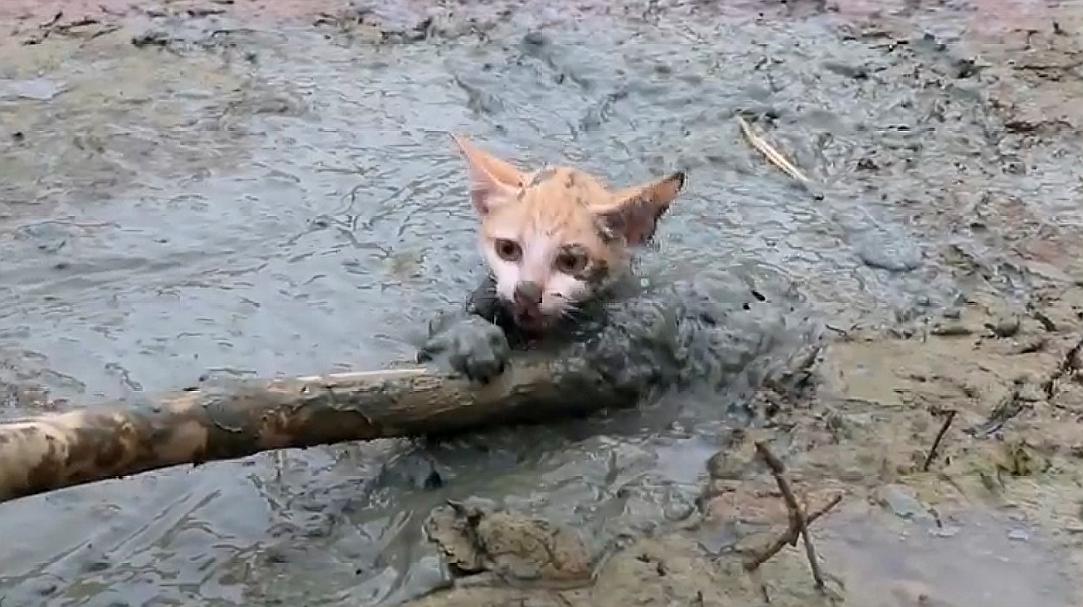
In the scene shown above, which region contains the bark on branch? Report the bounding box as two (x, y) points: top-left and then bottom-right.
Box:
(0, 357), (630, 504)
(0, 273), (819, 504)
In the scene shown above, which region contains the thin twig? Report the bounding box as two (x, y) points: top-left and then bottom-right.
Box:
(736, 115), (811, 184)
(39, 10), (64, 29)
(744, 493), (842, 570)
(922, 409), (957, 471)
(746, 442), (838, 591)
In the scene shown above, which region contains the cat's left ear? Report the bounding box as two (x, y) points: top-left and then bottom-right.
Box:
(593, 172), (685, 246)
(452, 134), (527, 216)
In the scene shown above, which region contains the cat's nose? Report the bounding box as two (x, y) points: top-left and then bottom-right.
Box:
(513, 281), (543, 308)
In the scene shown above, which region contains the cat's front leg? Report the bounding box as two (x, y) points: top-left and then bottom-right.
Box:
(417, 312), (511, 383)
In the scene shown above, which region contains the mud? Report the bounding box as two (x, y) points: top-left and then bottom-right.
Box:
(2, 0), (1083, 606)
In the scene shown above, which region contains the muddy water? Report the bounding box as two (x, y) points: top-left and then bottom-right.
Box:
(818, 507), (1077, 607)
(1, 1), (1081, 605)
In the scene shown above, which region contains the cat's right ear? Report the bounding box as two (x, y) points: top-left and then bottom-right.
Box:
(593, 172), (685, 246)
(452, 135), (526, 216)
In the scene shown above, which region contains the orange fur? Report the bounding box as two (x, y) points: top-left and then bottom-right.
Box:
(452, 135), (685, 331)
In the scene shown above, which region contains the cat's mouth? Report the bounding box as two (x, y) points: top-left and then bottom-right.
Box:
(498, 298), (561, 334)
(511, 308), (553, 333)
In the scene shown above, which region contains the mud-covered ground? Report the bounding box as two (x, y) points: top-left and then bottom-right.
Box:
(2, 1), (1083, 606)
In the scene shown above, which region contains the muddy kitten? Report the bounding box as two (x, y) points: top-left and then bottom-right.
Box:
(418, 135), (686, 381)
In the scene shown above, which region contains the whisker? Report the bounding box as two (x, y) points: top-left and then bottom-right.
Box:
(558, 302), (587, 321)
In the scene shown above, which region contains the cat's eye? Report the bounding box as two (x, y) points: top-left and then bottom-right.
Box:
(555, 251), (588, 274)
(494, 239), (522, 262)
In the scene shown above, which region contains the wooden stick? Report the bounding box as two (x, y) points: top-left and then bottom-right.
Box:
(922, 409), (957, 471)
(746, 442), (838, 590)
(744, 493), (842, 571)
(0, 357), (629, 504)
(736, 115), (812, 184)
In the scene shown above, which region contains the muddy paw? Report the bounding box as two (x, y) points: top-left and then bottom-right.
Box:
(417, 316), (510, 382)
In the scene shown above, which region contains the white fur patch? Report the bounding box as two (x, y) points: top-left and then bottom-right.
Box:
(542, 272), (588, 316)
(480, 231), (591, 320)
(479, 237), (519, 302)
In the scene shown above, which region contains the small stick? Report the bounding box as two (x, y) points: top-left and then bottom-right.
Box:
(922, 409), (958, 471)
(744, 493), (843, 571)
(736, 115), (811, 184)
(747, 442), (833, 590)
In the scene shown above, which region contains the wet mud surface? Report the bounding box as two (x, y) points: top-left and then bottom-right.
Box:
(2, 0), (1083, 605)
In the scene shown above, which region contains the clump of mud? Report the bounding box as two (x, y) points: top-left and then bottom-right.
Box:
(410, 288), (1083, 607)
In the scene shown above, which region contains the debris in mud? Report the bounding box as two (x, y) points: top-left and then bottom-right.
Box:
(314, 2), (491, 43)
(187, 7), (228, 18)
(855, 156), (879, 170)
(875, 484), (932, 521)
(16, 9), (61, 44)
(952, 57), (980, 79)
(735, 115), (812, 186)
(38, 9), (63, 29)
(17, 11), (119, 45)
(993, 439), (1051, 477)
(1032, 309), (1058, 332)
(922, 409), (957, 471)
(131, 30), (172, 48)
(967, 388), (1028, 437)
(424, 501), (595, 589)
(743, 442), (841, 592)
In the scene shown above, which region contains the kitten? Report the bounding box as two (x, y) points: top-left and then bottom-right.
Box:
(419, 136), (685, 381)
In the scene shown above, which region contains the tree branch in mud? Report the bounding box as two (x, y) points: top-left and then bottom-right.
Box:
(0, 358), (633, 504)
(735, 114), (812, 186)
(922, 409), (957, 472)
(745, 442), (841, 590)
(0, 270), (816, 505)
